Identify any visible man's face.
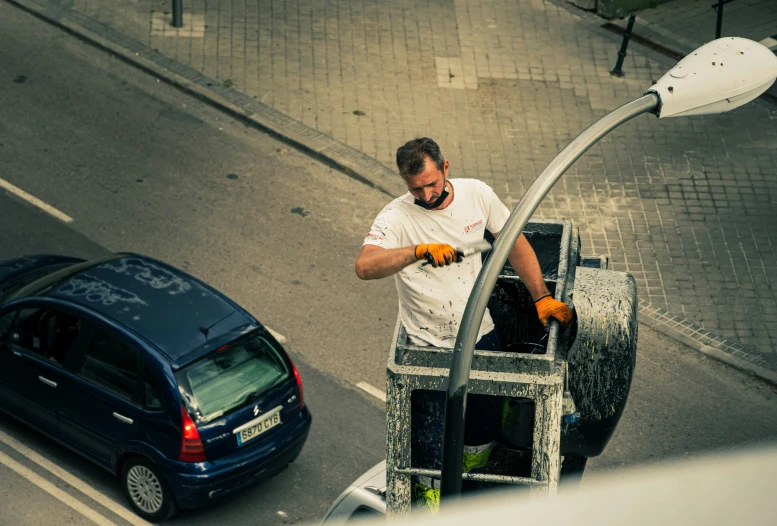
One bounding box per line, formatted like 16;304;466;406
403;157;449;208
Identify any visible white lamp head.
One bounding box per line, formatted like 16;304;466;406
646;37;777;118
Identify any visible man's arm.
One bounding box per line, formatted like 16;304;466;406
496;231;550;301
355;243;460;280
495;231;573;331
355;245;418;280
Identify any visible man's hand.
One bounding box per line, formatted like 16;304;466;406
535;296;573;331
415;243;458;268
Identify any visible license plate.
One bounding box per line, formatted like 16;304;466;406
236;411;281;446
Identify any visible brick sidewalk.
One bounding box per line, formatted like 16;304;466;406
21;0;777;376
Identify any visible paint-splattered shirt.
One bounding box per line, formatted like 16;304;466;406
363;179;510;347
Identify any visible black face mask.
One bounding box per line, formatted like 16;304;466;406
413;180;449;210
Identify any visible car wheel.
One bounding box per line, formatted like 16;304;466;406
288;447;302;464
559;454;587;488
121;456;178;522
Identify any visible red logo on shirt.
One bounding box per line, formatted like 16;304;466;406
463;220;484;234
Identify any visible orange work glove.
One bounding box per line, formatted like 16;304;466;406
415;243;458;268
535;296;573;332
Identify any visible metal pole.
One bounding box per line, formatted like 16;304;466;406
715;0;724;39
611;14;636;78
172;0;183;28
712;0;735;39
438;93;660;500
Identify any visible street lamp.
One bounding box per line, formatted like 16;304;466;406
440;37;777;499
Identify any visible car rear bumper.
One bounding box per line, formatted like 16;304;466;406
164;408;312;509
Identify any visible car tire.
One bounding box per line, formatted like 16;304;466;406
559;454;587;488
120;456;178;522
288;447;302;464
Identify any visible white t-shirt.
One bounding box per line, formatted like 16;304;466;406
363;178;511;348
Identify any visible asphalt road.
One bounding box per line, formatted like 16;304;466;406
1;2;390;524
1;1;776;524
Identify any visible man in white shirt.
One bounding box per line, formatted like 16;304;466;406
355;137;571;349
355;137;573;510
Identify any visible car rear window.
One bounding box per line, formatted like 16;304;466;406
175;331;290;422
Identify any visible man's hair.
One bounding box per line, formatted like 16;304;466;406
396;137;445;178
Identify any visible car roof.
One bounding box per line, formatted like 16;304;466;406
43;254;253;361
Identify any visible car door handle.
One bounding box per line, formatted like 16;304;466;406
113;413;133;425
38;376;57;388
12;350;21;357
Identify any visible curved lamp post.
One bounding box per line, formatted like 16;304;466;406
440;37;777;499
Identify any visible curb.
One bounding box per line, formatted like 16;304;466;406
639;302;777;385
8;0;776;385
4;0;408;200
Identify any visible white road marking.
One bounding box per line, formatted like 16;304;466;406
0;449;116;526
356;382;386;402
0;430;152;526
266;327;287;343
0;177;74;223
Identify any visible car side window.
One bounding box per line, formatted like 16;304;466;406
1;307;46;354
0;307;82;365
0;310;17;340
77;330;139;401
143;369;164;410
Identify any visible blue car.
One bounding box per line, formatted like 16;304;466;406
0;254;312;521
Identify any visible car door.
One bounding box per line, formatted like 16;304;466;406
58;327;144;465
0;305;82;435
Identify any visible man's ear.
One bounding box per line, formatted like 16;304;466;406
443;159;449;177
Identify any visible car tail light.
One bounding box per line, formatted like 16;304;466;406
179;407;206;462
292;361;304;409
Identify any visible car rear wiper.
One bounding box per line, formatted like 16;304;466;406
246;376;287;402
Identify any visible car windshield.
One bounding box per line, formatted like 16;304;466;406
175;330;290;422
4;255;120;302
0;263;71;302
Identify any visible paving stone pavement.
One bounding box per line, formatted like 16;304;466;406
10;0;777;380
